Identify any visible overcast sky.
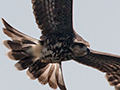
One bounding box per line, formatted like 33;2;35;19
0;0;120;90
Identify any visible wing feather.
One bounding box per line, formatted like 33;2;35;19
2;18;38;43
32;0;73;37
2;18;66;90
27;60;66;90
74;49;120;90
2;18;42;70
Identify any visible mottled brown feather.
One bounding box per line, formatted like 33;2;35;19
32;0;73;37
74;49;120;90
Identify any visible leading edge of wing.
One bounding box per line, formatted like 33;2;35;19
32;0;73;36
73;49;120;72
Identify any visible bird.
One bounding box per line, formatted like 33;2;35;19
2;0;120;90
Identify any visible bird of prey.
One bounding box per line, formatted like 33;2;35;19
2;0;120;90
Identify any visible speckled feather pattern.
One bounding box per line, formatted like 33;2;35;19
32;0;73;36
2;0;120;90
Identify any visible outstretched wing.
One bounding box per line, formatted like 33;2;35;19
2;18;66;90
74;49;120;90
2;18;41;70
32;0;73;37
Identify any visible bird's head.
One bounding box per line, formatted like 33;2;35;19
71;42;89;57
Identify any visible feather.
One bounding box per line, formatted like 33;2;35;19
3;40;22;50
7;51;27;60
2;18;39;43
26;60;66;90
2;18;43;71
32;0;73;36
74;49;120;90
15;57;34;70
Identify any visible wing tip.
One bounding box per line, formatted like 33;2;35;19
38;75;48;85
14;62;24;70
1;18;5;24
49;80;58;89
2;18;13;30
26;70;36;80
3;28;13;38
3;40;11;50
6;51;16;60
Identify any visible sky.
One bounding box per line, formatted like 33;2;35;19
0;0;120;90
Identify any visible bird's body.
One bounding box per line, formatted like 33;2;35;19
40;35;73;62
39;33;88;63
2;0;120;90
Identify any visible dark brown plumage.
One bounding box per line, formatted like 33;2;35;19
2;0;120;90
32;0;73;36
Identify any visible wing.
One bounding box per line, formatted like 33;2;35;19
32;0;73;38
2;18;66;90
2;18;41;70
74;49;120;90
2;18;38;43
27;61;66;90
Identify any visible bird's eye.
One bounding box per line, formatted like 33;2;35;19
79;43;85;47
72;43;85;48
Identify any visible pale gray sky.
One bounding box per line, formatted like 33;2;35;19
0;0;120;90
